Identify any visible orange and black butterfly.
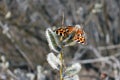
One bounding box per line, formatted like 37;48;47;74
55;25;86;44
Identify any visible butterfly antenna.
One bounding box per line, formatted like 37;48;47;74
61;12;64;27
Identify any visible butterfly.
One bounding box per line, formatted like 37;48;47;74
55;25;86;44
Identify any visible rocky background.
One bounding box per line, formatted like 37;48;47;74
0;0;120;80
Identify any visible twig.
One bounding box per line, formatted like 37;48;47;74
73;46;87;60
59;37;64;80
14;44;34;70
72;52;120;64
98;44;120;51
7;69;19;80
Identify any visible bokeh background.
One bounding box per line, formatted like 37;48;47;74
0;0;120;80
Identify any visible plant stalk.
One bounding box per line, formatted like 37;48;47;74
60;52;64;80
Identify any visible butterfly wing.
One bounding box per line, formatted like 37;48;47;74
73;28;86;44
55;28;67;37
65;26;75;34
76;28;84;36
55;26;75;37
74;35;86;44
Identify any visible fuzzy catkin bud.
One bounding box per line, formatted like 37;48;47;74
63;63;81;78
46;28;61;53
47;52;61;70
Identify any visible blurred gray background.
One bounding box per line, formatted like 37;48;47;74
0;0;120;80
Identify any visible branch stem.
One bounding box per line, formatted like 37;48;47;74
60;52;64;80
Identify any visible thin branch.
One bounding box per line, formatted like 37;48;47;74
98;44;120;51
72;52;120;64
